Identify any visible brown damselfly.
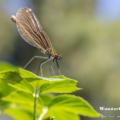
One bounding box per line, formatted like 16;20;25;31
11;7;62;76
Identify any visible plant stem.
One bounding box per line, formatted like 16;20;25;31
34;88;40;120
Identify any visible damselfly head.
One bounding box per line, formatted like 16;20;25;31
57;54;62;60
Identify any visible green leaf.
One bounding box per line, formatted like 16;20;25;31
0;62;17;98
19;68;63;88
44;94;101;120
0;71;22;84
0;63;101;120
19;69;80;94
0;68;80;94
40;78;80;94
4;108;33;120
10;79;34;94
2;91;43;114
0;79;14;97
43;109;79;120
40;94;54;106
0;70;34;93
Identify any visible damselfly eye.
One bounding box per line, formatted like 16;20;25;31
58;55;62;60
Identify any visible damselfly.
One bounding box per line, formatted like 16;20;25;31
11;7;62;76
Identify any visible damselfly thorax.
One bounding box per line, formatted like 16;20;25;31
11;7;62;76
45;47;62;60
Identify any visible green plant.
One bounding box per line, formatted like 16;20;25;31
0;62;102;120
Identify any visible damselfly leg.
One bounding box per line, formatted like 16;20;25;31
56;59;61;75
50;59;55;76
40;58;53;77
37;59;55;76
24;56;48;69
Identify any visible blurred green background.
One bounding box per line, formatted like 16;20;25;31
0;0;120;119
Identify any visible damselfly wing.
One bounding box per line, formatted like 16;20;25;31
11;7;62;76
